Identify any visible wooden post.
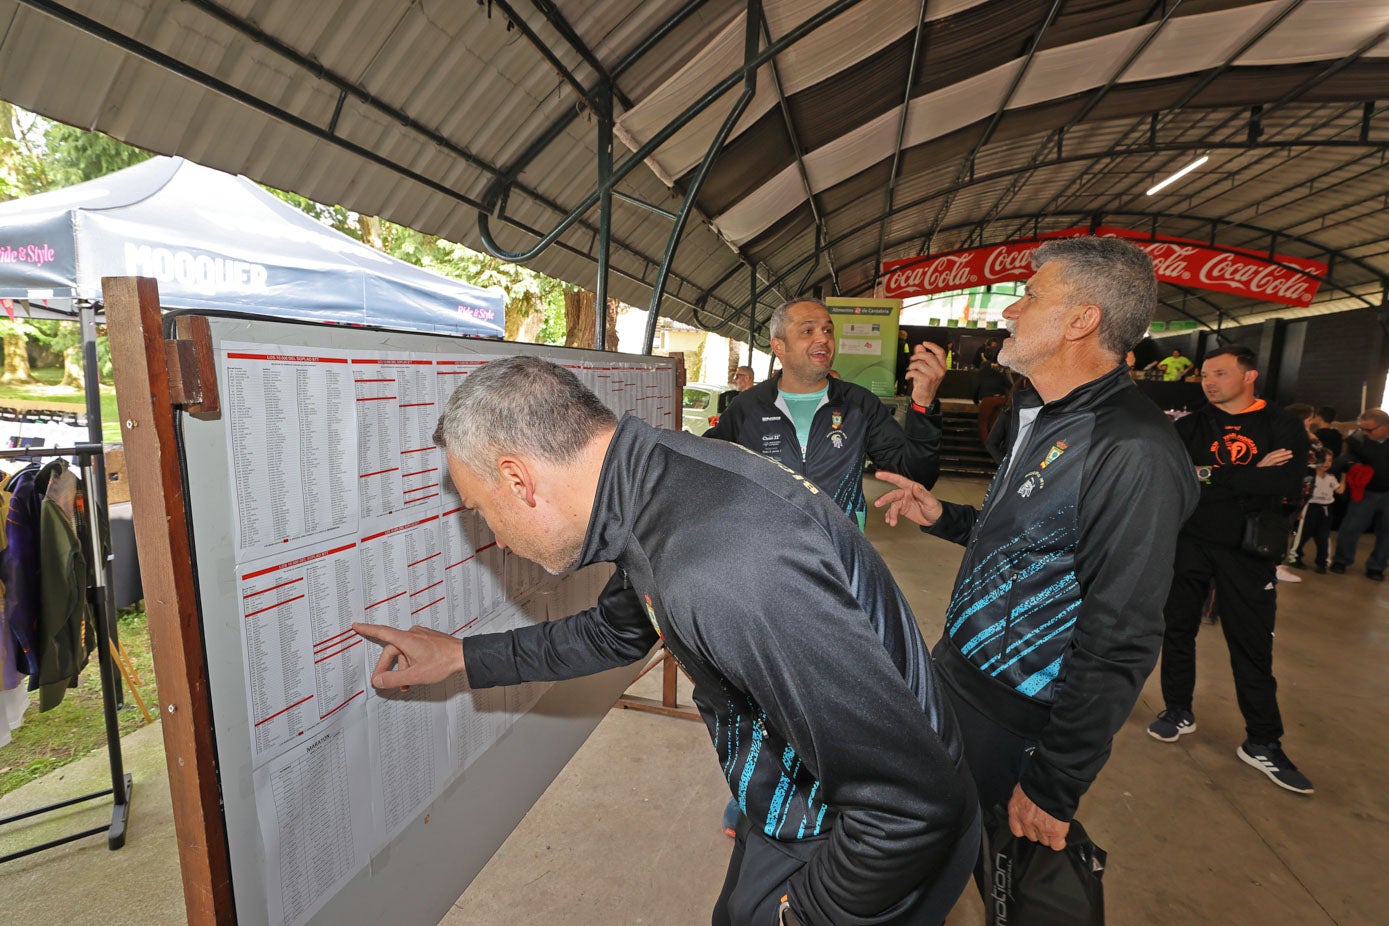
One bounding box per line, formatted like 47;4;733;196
103;277;234;923
615;647;700;721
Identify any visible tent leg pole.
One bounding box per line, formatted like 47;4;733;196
81;303;123;704
595;82;613;351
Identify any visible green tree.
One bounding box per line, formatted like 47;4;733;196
0;102;51;199
0;106;140;382
41;120;151;188
27;319;84;388
0;318;36;384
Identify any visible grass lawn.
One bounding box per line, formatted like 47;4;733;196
0;367;123;443
0;607;158;798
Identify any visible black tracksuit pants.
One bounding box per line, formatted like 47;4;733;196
1160;537;1284;743
1295;502;1332;567
711;803;980;926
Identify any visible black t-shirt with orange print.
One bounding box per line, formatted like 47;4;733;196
1175;398;1309;548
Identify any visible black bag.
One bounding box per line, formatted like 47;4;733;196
1241;508;1290;561
982;806;1106;926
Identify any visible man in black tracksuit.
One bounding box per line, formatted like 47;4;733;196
356;356;978;926
876;238;1198;870
1150;344;1314;794
707;298;945;529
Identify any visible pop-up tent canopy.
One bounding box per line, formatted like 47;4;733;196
0;156;504;337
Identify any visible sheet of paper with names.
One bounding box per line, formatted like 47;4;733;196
219;343;666;925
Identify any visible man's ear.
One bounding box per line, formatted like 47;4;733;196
496;456;537;507
770;336;785;362
1066;303;1103;341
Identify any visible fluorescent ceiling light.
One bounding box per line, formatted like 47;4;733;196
1146;154;1209;196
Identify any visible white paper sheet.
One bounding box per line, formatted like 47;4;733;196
238;540;367;765
366;686;448;849
222;345;357;559
254;714;372;926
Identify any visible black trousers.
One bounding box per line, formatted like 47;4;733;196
945;690;1044;905
1295;503;1332;567
711;803;980;926
1160;538;1283;742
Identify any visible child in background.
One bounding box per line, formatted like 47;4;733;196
1294;448;1342;573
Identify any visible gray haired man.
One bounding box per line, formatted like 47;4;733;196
354;355;978;925
875;237;1198;882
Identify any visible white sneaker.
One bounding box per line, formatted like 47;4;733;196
1275;564;1302;583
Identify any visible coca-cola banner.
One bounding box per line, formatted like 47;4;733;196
881;226;1327;307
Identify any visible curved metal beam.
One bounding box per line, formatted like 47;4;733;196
643;4;761;353
957;0;1186;252
872;0;931;288
1073;21;1389;227
916;0;1064;255
477;0;871;263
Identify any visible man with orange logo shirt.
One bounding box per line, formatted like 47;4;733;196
1150;344;1313;794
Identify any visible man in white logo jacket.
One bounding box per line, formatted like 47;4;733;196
707;298;946;530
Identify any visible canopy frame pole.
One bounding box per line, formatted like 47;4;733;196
476;0;869;266
749;263;758;364
595;81;614;351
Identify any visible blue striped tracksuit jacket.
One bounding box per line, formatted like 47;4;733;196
927;365;1198;821
462;414;975;925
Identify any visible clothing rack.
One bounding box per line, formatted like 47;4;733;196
0;442;131;862
0;297;132;863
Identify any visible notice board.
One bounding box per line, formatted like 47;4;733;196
106;278;679;926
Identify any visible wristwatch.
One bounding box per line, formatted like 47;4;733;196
1196;465;1213;485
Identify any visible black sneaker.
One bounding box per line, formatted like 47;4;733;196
1367;570;1384;582
1289;558;1308;570
1315;563;1327;574
1330;563;1346;574
1237;740;1314;794
1147;709;1196;742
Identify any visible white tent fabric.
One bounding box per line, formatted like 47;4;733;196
0;156;505;336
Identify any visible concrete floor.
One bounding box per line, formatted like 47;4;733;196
2;473;1386;925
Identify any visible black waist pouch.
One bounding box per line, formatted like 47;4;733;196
1241;508;1290;561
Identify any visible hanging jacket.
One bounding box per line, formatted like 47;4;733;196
36;464;95;711
2;463;44;683
0;478;14;692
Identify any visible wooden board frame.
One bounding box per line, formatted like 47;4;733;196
104;276;679;925
105;276;234;921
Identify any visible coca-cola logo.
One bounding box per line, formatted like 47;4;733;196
1140;243;1197;280
882;226;1325;305
982;245;1036;278
1197;251;1315;304
883;254;976;296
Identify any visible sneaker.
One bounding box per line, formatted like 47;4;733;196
1330;563;1347;574
1148;709;1197;742
1315;563;1327;574
1367;570;1385;582
1237;740;1314;794
1275;565;1302;583
1289;559;1308;570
